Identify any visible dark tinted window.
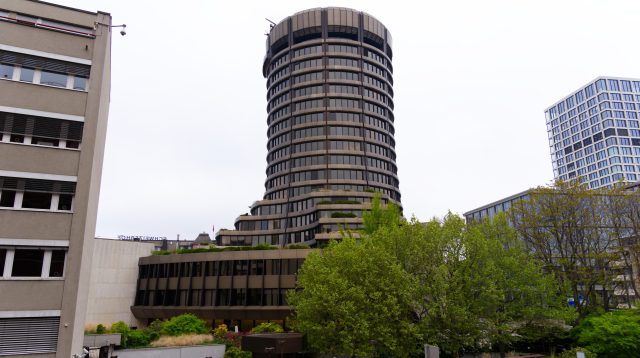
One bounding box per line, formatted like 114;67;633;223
0;190;16;207
49;250;65;277
12;249;44;277
22;192;52;209
0;249;5;276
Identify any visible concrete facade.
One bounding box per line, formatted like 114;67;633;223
216;7;399;247
0;1;112;357
85;239;155;329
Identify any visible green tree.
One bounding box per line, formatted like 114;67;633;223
574;309;640;357
509;180;630;317
288;236;419;357
365;201;565;357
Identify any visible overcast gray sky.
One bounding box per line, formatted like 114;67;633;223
54;0;640;240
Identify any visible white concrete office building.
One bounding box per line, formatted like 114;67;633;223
546;76;640;188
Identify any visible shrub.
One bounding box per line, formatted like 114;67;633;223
224;346;252;358
557;347;597;358
150;334;213;347
251;322;284;333
213;324;229;337
110;321;130;347
126;330;151;348
574;309;640;358
286;244;310;249
96;324;107;334
161;314;208;336
144;319;165;341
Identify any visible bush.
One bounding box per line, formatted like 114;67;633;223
126;330;151;348
144;319;165;341
110;321;130;347
213;324;229;337
574;309;640;358
557;347;597;358
161;314;208;336
224;346;252;358
251;322;284;333
95;324;107;334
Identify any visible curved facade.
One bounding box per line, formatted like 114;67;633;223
217;8;400;247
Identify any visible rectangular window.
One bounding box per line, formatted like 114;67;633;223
19;67;35;82
0;249;5;276
21;192;52;209
39;71;67;88
0;63;14;79
49;250;65;277
0;190;16;207
12;249;44;277
57;194;73;211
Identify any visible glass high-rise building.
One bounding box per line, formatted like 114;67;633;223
216;7;399;247
546;77;640;189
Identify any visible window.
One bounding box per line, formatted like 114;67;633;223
19;67;34;82
0;190;16;207
73;76;87;91
0;63;14;79
0;249;5;276
21;192;52;210
49;250;65;277
39;70;67;88
12;249;44;277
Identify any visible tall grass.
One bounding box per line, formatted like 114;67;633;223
150;334;213;347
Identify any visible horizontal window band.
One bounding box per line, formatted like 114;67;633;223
0;106;84;122
0;170;77;182
0;43;91;65
0;310;61;318
0;238;69;247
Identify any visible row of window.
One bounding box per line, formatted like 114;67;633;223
266;169;397;189
219;229;316;246
252;196;372;216
0;111;83;149
268;71;393;103
0;63;87;91
136;288;289;307
269;150;398;176
139;259;305;279
548;93;640;129
270;126;392;148
271;84;391;110
548;79;640;119
268;44;391;74
265;183;401;202
0;177;76;211
268;139;395;162
0;248;66;278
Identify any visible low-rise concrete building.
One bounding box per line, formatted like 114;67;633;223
85;238;155;329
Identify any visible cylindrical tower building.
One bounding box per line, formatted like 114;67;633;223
217;7;399;247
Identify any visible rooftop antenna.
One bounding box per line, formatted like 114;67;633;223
266;18;276;29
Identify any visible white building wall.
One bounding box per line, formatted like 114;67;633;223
85;238;155;328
